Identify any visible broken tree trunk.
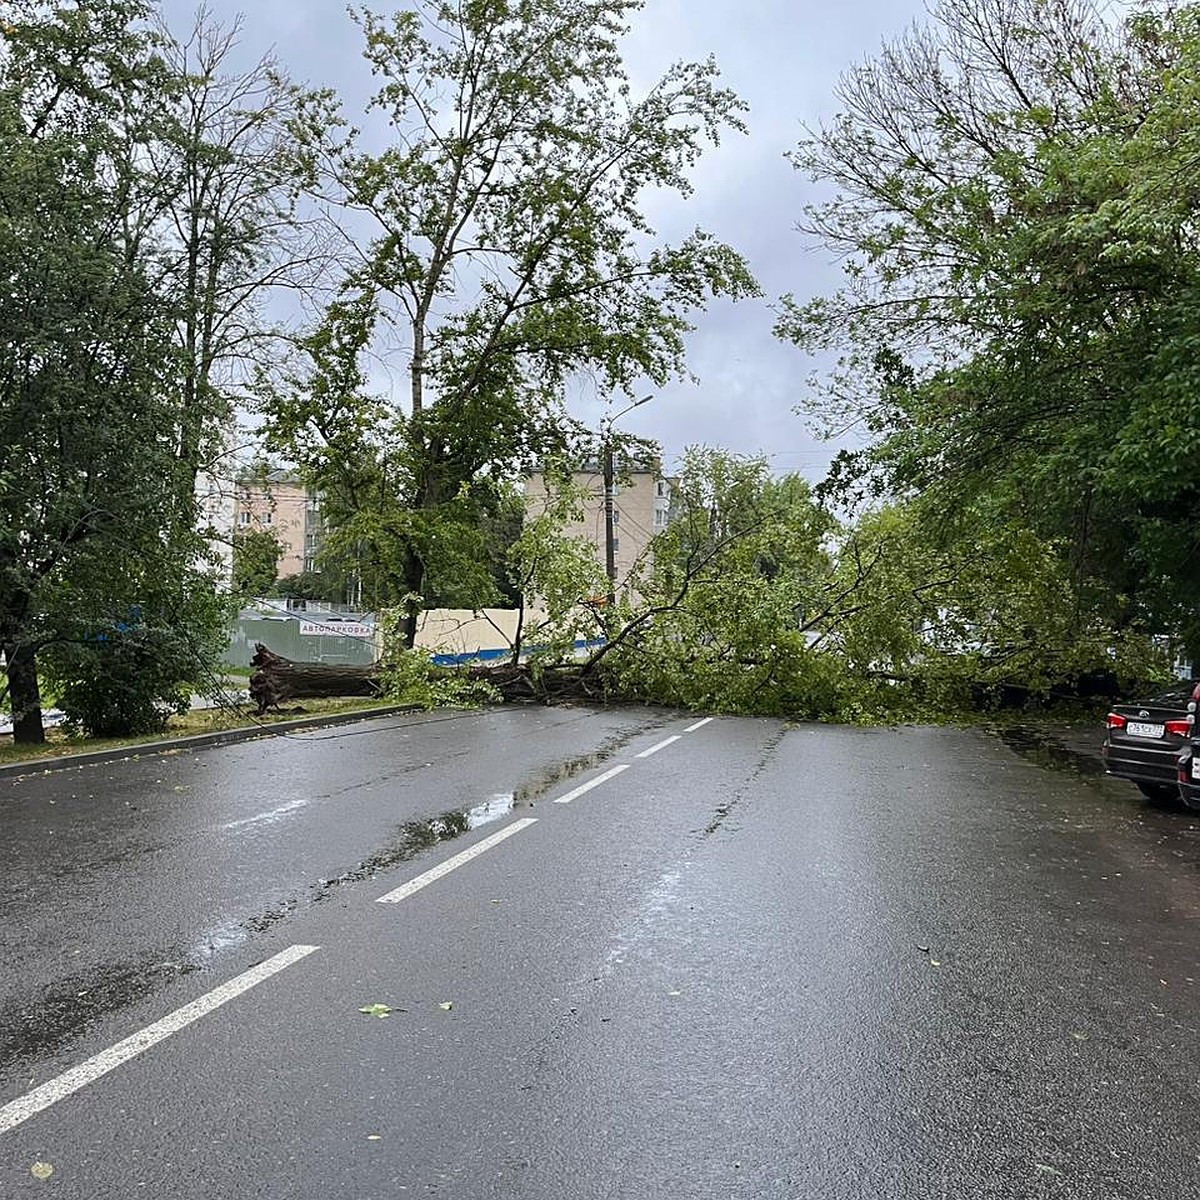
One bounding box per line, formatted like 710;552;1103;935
465;660;611;704
248;644;618;715
249;643;384;714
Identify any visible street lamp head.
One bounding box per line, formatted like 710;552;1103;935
607;393;655;428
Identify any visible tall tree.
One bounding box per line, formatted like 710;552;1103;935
0;1;211;743
268;0;758;644
779;0;1200;659
232;528;284;596
148;10;332;500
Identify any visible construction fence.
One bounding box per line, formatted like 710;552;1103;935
223;608;527;669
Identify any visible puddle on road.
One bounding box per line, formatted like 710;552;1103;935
507;724;668;806
235;724;666;917
995;726;1107;779
511;751;608;802
313;794;517;897
467;793;516;827
3;720;672;1069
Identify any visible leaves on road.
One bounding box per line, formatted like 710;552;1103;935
359;1003;393;1018
30;1163;53;1180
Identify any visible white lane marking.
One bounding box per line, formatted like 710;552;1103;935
0;944;319;1137
220;797;308;831
685;718;714;733
552;764;630;805
376;819;538;904
636;735;682;759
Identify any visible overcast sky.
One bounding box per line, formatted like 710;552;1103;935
162;0;929;479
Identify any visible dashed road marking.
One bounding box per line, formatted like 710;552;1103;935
0;944;320;1137
636;735;682;759
376;818;539;903
553;764;630;804
1;717;717;1137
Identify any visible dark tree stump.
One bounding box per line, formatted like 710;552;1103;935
249;644;384;714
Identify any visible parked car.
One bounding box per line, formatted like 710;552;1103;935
1101;683;1196;802
1176;743;1200;812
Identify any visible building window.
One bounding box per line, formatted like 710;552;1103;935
611;509;619;525
263;511;273;526
612;538;619;553
238;511;251;526
654;509;667;527
656;480;666;497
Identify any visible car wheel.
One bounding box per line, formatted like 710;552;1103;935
1136;781;1180;807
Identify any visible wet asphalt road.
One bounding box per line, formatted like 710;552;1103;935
2;709;1200;1198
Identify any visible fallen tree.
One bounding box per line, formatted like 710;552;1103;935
249;644;384;714
248;641;617;713
248;449;1173;722
465;660;609;704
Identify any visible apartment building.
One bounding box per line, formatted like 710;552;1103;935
196;464;236;585
524;460;673;595
194;423;242;587
232;471;323;581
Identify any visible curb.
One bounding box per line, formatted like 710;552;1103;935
0;704;421;778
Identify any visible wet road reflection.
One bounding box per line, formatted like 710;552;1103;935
0;953;197;1073
0;708;673;1081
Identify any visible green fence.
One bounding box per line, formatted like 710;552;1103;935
223;614;378;668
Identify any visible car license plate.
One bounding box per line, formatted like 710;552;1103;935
1193;758;1200;780
1127;721;1165;738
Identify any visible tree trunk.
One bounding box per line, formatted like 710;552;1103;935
249;644;384;714
467;660;608;704
3;640;45;745
400;548;426;651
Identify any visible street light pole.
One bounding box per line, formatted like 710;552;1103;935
602;394;653;606
603;427;616;605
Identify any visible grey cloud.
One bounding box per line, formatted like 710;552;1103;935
162;0;926;475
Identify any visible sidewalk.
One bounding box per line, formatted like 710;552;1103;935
0;702;415;777
0;677;250;733
0;709;65;736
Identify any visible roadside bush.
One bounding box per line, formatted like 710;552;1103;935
43;580;230;739
46;626;197;738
